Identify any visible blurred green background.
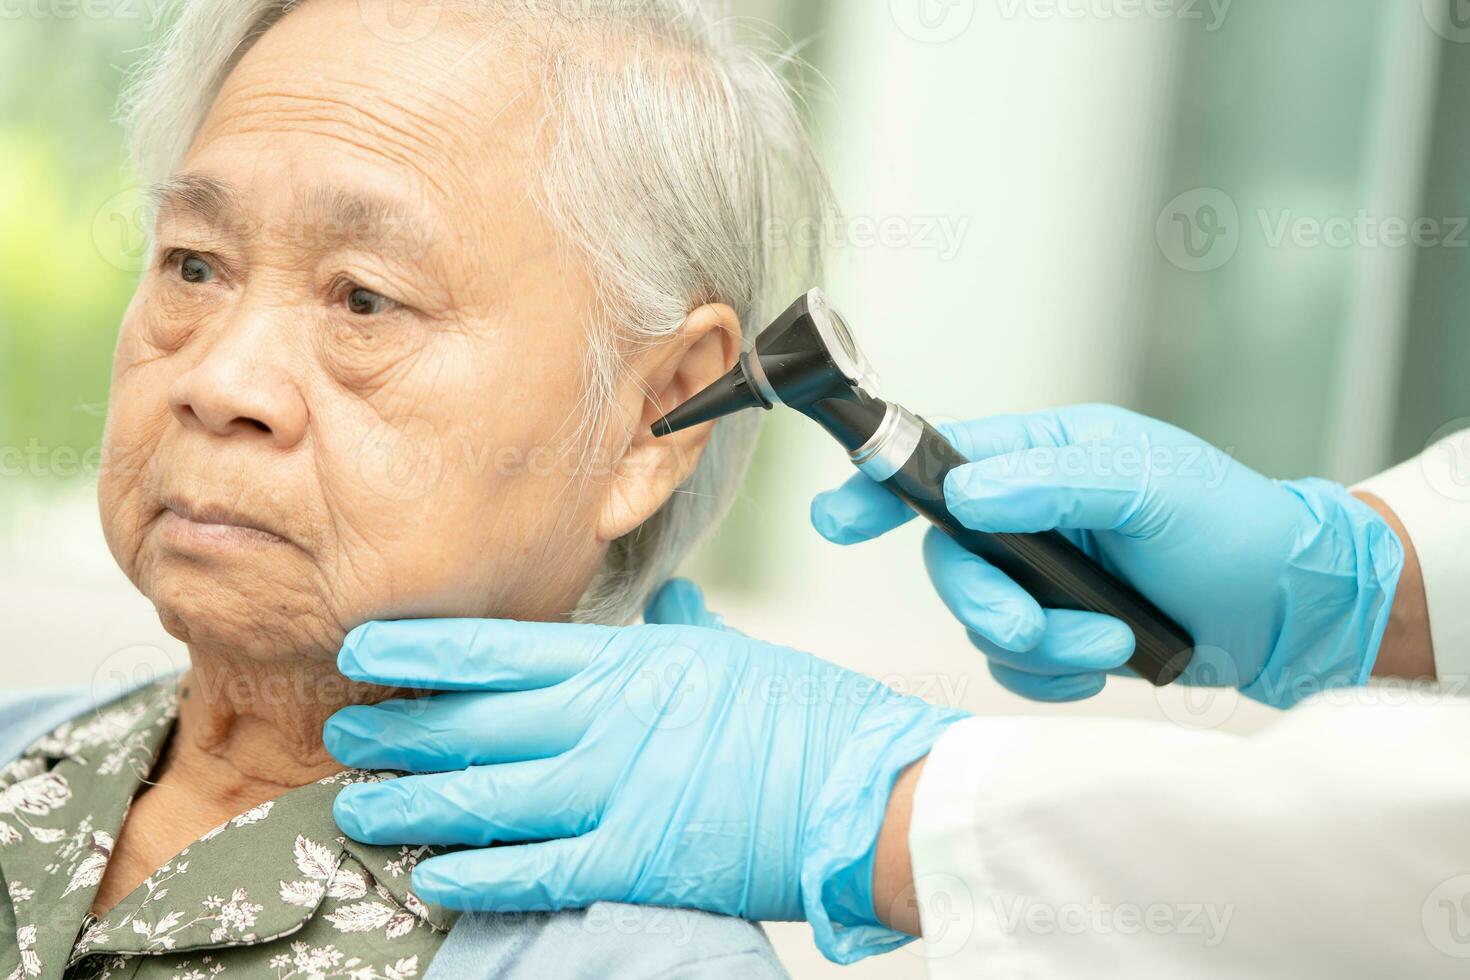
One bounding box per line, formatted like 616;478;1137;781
0;18;153;466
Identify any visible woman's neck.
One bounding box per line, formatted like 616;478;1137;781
92;650;405;915
158;648;403;807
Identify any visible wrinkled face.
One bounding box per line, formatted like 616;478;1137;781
99;0;710;659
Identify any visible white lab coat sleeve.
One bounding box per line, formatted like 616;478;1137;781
1355;428;1470;683
907;696;1470;980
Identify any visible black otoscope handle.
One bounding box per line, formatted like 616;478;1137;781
880;417;1195;686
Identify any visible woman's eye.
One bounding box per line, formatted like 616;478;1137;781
177;252;215;284
346;286;394;316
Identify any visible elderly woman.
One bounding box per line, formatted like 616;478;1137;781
0;0;827;976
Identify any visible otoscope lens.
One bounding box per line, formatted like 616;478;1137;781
830;309;860;364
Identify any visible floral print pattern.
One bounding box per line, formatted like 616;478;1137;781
0;681;458;980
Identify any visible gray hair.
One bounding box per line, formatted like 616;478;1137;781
120;0;830;624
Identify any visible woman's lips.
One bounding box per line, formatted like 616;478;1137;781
159;498;290;548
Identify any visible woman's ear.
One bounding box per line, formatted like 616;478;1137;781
596;303;743;543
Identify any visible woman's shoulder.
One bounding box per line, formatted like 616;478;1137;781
0;679;162;768
430;902;787;980
0;687;95;760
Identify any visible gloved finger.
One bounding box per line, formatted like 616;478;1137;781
644;578;723;630
811;472;915;544
934;412;1064;462
338;618;619;690
922;527;1046;653
973;608;1135;675
411;835;605;912
332;757;605;847
809;415;1060;546
944;448;1144;534
987;660;1108;702
324;686;592;771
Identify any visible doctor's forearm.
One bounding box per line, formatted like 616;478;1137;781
1353;491;1435;680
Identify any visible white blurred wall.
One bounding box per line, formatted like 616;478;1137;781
820;3;1180;415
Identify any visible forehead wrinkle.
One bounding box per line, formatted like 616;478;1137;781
210;76;494;201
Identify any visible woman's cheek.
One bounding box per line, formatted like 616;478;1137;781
100;294;190;576
97;399;165;584
107;310;184;470
312;308;428;394
134;270;223;354
310;321;473;521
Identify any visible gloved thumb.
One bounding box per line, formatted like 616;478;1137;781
643;578;729;631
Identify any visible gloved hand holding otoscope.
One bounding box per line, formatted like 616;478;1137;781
652;288;1196;686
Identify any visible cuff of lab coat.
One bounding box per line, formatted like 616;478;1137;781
1355;429;1470;685
906;717;1037;978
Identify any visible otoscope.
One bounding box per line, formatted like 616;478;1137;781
652;288;1195;686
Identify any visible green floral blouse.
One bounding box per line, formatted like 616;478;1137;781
0;680;459;980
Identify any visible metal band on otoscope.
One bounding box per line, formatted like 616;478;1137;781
741;349;781;408
850;403;923;482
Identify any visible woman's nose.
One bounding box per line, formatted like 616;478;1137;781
168;331;308;449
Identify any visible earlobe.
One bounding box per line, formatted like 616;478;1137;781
596;303;743;543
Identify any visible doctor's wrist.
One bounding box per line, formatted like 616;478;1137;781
800;696;965;963
870;756;925;936
1353;491;1434;680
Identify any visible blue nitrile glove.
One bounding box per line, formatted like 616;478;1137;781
326;580;968;964
811;404;1404;709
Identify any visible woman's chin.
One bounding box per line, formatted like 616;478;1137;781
147;573;342;663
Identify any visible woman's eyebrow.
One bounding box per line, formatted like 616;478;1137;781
146;173;242;226
296;184;436;260
145;174;434;260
